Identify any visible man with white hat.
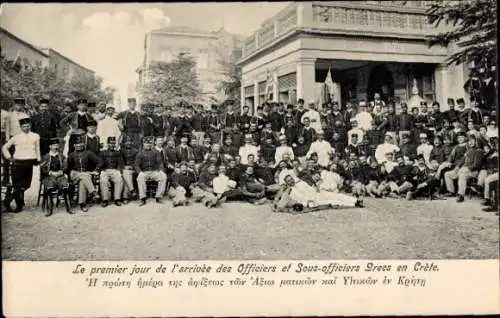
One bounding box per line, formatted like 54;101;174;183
354;101;373;131
306;130;333;167
375;133;400;164
238;134;260;165
301;100;322;132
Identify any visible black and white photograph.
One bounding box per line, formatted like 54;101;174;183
1;1;498;263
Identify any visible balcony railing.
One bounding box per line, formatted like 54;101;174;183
241;1;443;59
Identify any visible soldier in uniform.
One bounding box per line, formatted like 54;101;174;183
40;138;71;216
60;99;93;155
67;135;103;212
222;102;239;141
239;105;252;134
2;117;41;212
192;104;207;144
99;137;124;207
207;104;221;145
117;98;143;149
31;98;59;156
84;119;100;155
121;135;140;203
135;137;167;206
141;103;156;138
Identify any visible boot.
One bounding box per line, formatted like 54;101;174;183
63;192;73;214
139;198;147;206
45;193;53;217
80;204;88;212
101;200;109;208
13;190;24;212
114;200;122;206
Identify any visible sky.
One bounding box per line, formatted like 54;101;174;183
0;2;288;104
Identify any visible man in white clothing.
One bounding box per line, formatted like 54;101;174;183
7;98;30;139
416;133;434;166
306;130;333;167
347;119;364;146
354;101;373;131
301;100;322;132
275;134;294;165
375;133;400;164
97;106;121;150
238;134;260;165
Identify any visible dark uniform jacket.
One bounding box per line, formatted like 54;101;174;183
388;164;413;185
399;141;418;161
134;149;165;173
117;110;142;133
60;112;93;133
67;150;103;172
40;153;66;176
32;111;58;138
100;149;124;170
171;170;197;194
175;145;195;163
269;111;285;132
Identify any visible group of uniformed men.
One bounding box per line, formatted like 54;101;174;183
1;93;498;216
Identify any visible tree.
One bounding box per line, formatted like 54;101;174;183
215;46;242;107
426;0;496;70
137;53;202;107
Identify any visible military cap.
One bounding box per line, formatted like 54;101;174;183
286;104;294;109
39;98;50;104
49;137;60;146
211;104;218;110
256;106;263;110
432;101;440;107
107;136;117;143
19;117;31;125
416;153;425;160
447;98;455;104
87;102;97;108
77;98;88;105
128;97;136;103
385;132;394;138
351;133;358;138
13;98;26;105
106;105;115;111
87;119;98;127
143;136;154;143
456;98;465;104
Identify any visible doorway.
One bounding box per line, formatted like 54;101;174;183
367;64;395;103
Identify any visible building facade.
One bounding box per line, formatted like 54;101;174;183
40;48;95;80
238;1;470;112
137;26;244;105
0;26;94;80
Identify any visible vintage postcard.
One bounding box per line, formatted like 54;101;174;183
1;1;499;316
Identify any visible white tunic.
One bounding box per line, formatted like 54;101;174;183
354;111;373;131
275;145;294;164
97;116;122;149
375;143;400;164
238;144;260;165
301;110;322;132
306;140;333;166
3;131;40;160
416;143;434;165
213;175;230;194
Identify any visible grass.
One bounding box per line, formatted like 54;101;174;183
2;167;498;260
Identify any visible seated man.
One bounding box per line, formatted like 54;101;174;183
121;135;139;203
40;137;71;216
191;162;218;208
67;136;103;212
406;155;440;200
135;137;167;206
169;161;197;207
99;137;124;207
375;133;400;164
382;154;414;197
238;165;267;204
444;135;484;202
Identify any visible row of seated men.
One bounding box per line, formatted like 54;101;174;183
39;124;498;216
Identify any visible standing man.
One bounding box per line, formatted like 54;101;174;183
7;97;30;140
135;137;167;206
31;98;59;156
302;100;322;132
60;99;93;156
117;98;142;149
99;137;124;207
294;98;307;129
192;104;207;144
207;104;221;145
396;103;413;142
354;101;373;132
239;105;252;134
222;102;239;139
97;105;121;150
2;117;40;212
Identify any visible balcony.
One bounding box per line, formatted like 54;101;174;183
241;1;446;60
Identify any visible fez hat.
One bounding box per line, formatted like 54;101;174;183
77;98;88;105
39;98;50;104
456;98;465;104
19;117;31;125
128;97;136;103
49;138;60;146
107;136;117;143
13;98;26;105
87;119;98;127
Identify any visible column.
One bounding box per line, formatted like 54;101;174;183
333;82;342;107
253;80;259;114
434;63;449;110
296;58;316;103
272;72;279;102
240;84;245;111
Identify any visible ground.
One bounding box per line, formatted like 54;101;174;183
2;168;498;261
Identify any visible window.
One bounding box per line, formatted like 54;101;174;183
160;49;173;63
197;51;209;69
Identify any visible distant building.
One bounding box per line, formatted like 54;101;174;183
0;26;94;80
39;48;95;80
238;1;470;112
137;26;244;105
